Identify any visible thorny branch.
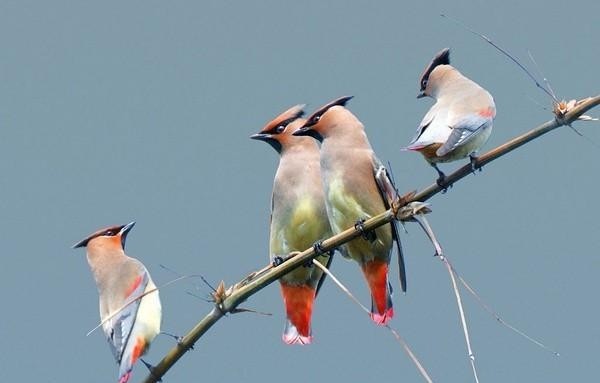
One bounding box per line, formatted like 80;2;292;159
141;94;599;383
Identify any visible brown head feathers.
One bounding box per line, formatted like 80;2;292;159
419;48;450;93
72;221;135;249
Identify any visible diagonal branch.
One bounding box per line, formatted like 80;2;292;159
413;95;600;201
140;94;599;383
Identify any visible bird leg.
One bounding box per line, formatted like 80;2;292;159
140;359;162;382
313;240;326;255
468;154;481;173
160;331;188;348
272;256;285;267
432;164;451;192
354;218;376;242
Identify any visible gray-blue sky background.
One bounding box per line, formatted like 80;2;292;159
0;1;598;382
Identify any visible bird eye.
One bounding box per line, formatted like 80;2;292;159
313;115;321;123
104;230;115;236
275;125;285;133
421;79;428;89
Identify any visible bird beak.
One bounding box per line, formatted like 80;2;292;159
119;221;136;249
416;91;426;99
250;133;271;141
293;126;323;142
292;126;310;137
120;221;136;236
72;237;88;249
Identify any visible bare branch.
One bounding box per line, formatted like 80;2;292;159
140;94;599;383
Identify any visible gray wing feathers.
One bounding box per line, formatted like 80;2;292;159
436;115;491;157
105;269;149;363
407;109;435;146
373;158;407;293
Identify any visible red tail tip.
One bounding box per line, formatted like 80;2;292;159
370;307;394;325
279;284;315;344
119;371;132;383
282;332;313;345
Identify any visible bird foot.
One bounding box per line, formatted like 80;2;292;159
354;218;376;242
140;359;162;382
469;155;481;174
433;165;451;193
436;175;451;193
160;331;189;348
272;256;284;267
313;240;326;255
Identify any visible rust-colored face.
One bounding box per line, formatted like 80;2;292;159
72;222;135;249
292;95;354;141
250;104;305;152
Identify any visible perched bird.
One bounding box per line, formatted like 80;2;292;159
294;96;405;325
73;222;161;383
404;48;496;186
251;104;333;344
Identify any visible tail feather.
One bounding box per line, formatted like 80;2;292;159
279;283;316;345
402;142;427;151
370;292;394;325
362;261;394;325
119;371;132;383
283;319;313;345
118;337;147;383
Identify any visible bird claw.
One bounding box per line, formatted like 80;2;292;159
272;256;284;267
354;218;376;242
354;218;366;233
313;240;325;254
140;359;162;382
433;165;451;193
469;154;481;174
436;175;451;193
160;331;187;347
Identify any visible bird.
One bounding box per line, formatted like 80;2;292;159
73;222;161;383
251;104;333;344
293;96;406;325
404;48;496;187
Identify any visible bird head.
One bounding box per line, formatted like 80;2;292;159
418;48;450;98
292;95;354;141
250;104;306;153
72;221;135;251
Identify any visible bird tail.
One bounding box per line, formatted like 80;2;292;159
119;372;132;383
118;338;147;383
402;141;430;152
280;283;316;345
362;260;394;325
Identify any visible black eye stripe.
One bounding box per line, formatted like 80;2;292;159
266;116;299;134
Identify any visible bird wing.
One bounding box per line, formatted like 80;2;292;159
405;103;453;150
405;108;436;149
314;251;333;296
103;264;150;363
373;157;407;293
436;114;492;157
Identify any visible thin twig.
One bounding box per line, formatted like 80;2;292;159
312;260;434;383
87;275;198;337
447;260;560;356
140;95;600;383
440;255;480;383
